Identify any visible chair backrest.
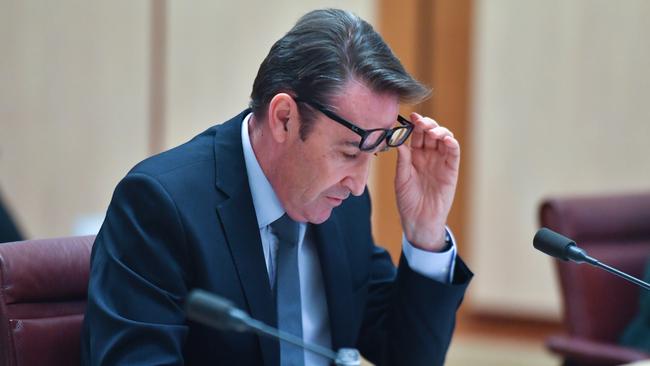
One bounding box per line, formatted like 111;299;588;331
540;193;650;342
0;236;94;366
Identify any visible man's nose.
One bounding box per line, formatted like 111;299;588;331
342;159;371;196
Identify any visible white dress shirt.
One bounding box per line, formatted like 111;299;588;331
240;113;457;365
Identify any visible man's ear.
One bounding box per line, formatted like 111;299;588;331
267;93;298;143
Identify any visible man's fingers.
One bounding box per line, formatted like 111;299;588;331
410;126;424;149
395;144;412;186
443;136;461;158
409;113;454;146
427;126;454;141
423;126;454;150
424;130;439;150
410;112;439;130
408;113;458;157
410;112;439;149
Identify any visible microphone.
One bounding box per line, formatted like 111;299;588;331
534;227;650;291
533;228;598;265
185;289;361;366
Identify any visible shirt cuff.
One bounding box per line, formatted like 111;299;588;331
401;227;457;283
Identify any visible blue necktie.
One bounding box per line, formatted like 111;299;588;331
271;214;304;366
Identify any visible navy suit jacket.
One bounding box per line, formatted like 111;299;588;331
81;110;472;366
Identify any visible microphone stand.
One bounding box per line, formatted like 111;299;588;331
592;260;650;291
185;289;361;366
234;312;341;362
534;227;650;291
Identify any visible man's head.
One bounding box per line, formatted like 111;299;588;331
249;9;430;223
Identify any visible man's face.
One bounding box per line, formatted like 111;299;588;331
271;80;399;224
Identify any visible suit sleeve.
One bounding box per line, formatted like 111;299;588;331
82;172;191;365
355;192;473;366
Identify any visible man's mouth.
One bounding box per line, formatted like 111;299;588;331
326;196;345;206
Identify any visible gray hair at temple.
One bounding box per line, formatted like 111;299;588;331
249;8;431;139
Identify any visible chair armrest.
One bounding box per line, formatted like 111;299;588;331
547;335;650;366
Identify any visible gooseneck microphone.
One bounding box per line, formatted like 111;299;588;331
533;228;598;265
185;289;361;366
534;227;650;291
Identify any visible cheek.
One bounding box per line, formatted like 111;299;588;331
291;136;349;201
304;154;346;195
280;148;320;201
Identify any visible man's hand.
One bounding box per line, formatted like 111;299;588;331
395;112;460;252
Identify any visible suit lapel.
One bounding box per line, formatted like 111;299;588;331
213;111;278;366
313;212;356;350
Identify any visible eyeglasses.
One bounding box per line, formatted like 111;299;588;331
294;97;413;151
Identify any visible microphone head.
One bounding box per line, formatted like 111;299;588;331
185;289;248;331
533;227;576;261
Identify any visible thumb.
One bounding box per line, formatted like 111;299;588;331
395;144;412;187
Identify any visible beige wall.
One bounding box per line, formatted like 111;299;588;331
164;1;376;149
470;0;650;318
0;1;375;239
0;1;150;238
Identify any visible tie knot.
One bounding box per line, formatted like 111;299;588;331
271;213;300;246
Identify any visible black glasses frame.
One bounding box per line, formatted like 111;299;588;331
294;97;413;151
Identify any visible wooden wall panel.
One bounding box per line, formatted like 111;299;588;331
374;0;421;260
376;0;472;261
427;0;473;258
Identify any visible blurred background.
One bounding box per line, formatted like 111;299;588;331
1;0;649;365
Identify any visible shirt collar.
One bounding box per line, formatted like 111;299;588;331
241;113;285;228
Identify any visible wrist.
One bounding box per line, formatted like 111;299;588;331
407;228;450;252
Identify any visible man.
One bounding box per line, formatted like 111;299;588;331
82;8;472;366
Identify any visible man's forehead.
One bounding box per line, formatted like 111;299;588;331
328;84;400;130
335;106;397;129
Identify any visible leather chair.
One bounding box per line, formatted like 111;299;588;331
0;236;94;366
540;193;650;366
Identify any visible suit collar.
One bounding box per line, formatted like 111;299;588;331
239;112;285;228
213;109;279;366
213;109;251;197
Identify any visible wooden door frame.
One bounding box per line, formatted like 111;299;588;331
374;0;473;262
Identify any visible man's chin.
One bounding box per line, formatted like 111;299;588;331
305;207;334;225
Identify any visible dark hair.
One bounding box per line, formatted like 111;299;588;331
250;8;430;139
